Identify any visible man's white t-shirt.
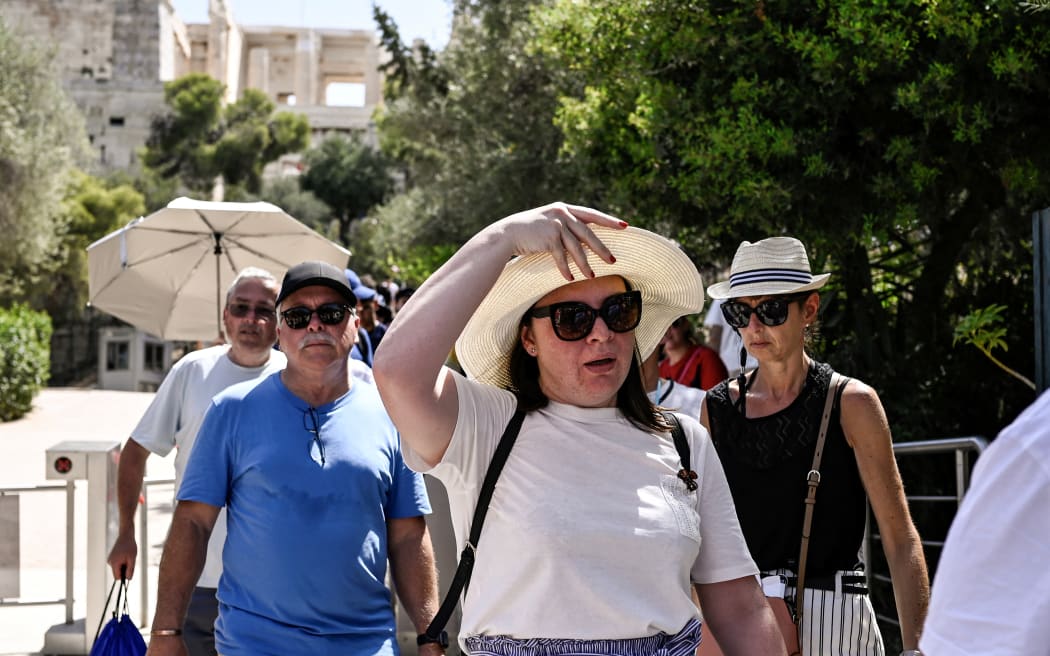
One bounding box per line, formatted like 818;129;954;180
404;374;756;648
131;344;286;587
650;378;706;420
920;390;1050;655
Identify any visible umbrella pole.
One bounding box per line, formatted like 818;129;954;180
214;233;223;342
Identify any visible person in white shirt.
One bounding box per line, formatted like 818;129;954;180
106;267;286;656
375;202;787;656
642;347;705;419
704;299;757;378
920;389;1050;656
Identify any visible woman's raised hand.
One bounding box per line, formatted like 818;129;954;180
491;202;628;282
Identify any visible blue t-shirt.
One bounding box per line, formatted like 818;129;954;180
179;372;431;655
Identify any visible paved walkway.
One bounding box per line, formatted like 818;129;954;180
0;388;169;656
0;386;463;655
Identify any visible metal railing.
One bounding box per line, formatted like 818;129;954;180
135;476;175;626
865;436;989;634
0;482;76;621
0;476;175;630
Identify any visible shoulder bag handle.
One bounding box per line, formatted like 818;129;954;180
420;409;526;644
793;372;849;647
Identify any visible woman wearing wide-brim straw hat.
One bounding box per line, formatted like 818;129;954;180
700;236;930;656
375;203;788;655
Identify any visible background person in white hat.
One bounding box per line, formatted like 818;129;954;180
701;237;930;656
374;203;788;655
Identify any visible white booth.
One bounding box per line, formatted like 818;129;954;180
96;326;173;392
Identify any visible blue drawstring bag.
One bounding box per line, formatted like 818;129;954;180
90;571;147;656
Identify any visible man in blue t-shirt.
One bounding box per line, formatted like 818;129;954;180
148;261;442;656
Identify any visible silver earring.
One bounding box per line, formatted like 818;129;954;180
528;347;537;355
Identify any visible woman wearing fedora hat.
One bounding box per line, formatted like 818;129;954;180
374;203;788;655
701;237;930;656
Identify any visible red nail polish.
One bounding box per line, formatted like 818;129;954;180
619;221;628;228
610;256;617;263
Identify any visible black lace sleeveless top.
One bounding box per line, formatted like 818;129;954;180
707;361;866;575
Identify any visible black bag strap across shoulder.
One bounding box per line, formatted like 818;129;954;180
421;408;525;644
663;411;699;491
421;408;696;644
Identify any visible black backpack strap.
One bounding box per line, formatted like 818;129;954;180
663;411;698;491
421;408;526;644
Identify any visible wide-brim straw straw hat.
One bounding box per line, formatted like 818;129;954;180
706;236;830;300
456;225;705;389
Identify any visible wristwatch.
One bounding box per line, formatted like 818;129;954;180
417;630;449;649
900;650;923;656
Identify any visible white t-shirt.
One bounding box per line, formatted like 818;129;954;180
131;344;286;587
704;300;758;377
348;357;375;385
650;378;706;420
404;374;756;647
920;390;1050;656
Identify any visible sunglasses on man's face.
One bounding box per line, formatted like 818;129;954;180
227;302;276;322
280;303;352;330
720;294;807;329
529;290;642;341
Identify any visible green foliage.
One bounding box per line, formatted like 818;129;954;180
533;0;1046;437
215;89;310;192
390;243;459;288
142;73;224;190
374;6;448;101
0;305;52;422
345;191;459;285
256;176;336;239
143;75;310;194
369;0;1044;438
0;19;89;305
373;0;595;249
29;172;147;324
300;134;394;244
113;167;183;213
954;304;1035;389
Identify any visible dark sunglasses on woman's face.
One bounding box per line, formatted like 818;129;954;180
280;303;352;330
529;290;643;341
720;294;807;329
227;303;276;321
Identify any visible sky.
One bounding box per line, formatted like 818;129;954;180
169;0;452;50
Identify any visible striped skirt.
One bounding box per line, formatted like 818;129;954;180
463;618;702;656
771;568;885;655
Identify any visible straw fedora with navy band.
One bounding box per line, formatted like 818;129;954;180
706;237;830;300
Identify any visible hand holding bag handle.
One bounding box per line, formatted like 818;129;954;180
93;564;130;646
90;563;146;656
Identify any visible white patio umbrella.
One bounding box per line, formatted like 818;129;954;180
87;197;350;341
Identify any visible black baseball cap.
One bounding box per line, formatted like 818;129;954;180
276;261;358;307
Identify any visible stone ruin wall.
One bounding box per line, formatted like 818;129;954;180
0;0;385;172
